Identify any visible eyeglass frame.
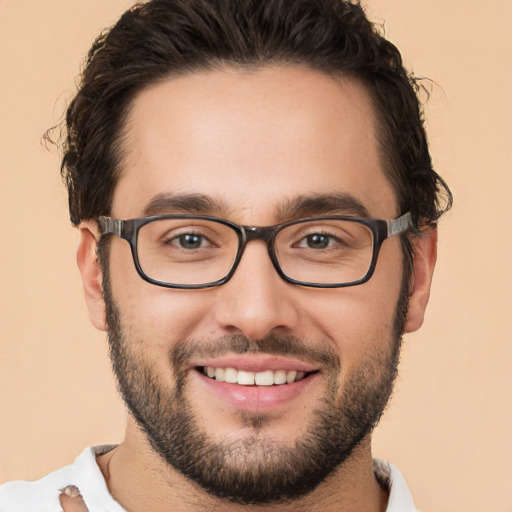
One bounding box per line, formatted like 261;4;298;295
98;212;413;289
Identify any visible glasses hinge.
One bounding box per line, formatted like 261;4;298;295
386;212;412;237
99;216;123;237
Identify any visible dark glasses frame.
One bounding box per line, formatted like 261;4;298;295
98;212;412;289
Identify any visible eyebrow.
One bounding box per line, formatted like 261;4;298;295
275;193;370;221
142;193;232;217
142;191;370;222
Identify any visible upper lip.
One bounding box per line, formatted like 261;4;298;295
191;354;319;373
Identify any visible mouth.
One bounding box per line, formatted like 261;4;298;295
190;354;322;412
191;357;321;413
197;366;315;386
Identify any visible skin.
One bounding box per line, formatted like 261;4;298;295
59;487;88;512
75;65;437;512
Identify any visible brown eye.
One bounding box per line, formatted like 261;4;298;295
172;233;207;249
305;234;330;249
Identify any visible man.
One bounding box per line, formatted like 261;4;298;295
0;0;451;510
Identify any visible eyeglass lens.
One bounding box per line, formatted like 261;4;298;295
136;218;374;286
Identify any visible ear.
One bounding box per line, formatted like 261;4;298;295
76;222;107;332
405;227;438;333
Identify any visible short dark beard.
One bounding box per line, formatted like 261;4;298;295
100;241;409;505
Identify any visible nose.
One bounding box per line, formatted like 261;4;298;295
212;240;299;340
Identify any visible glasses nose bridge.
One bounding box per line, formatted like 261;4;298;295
237;225;280;265
242;225;278;248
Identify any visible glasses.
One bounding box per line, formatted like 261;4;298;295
98;212;412;289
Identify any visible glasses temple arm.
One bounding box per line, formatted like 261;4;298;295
386;212;412;237
98;216;123;237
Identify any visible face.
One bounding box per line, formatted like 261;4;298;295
79;66;435;504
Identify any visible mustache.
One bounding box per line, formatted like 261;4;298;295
171;334;341;372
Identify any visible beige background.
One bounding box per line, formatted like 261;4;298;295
0;1;511;511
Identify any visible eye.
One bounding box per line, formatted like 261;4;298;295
169;232;212;249
305;233;329;249
295;232;341;250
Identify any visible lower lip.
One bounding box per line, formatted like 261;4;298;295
194;370;318;413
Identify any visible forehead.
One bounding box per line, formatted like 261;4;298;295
113;65;397;221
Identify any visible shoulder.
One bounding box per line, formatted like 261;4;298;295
373;459;418;512
0;461;77;512
0;446;112;512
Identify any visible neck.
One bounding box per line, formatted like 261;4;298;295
97;422;388;512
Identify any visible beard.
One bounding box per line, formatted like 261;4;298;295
101;251;409;505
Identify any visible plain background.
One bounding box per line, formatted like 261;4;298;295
0;1;511;511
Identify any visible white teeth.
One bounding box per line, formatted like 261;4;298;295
274;369;287;385
214;367;225;381
237;370;255;385
255;370;274;386
296;371;306;382
224;367;238;384
286;370;297;384
203;367;309;386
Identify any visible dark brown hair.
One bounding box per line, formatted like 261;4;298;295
60;0;451;228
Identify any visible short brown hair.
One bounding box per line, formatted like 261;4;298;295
60;0;452;228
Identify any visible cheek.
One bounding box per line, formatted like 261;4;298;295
299;249;404;364
306;293;396;348
116;289;219;351
108;240;218;348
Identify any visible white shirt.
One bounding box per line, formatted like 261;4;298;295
0;446;417;511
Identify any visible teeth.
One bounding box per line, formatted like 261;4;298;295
237;370;255;385
203;367;309;386
286;370;297;384
224;367;238;384
214;368;225;381
254;370;274;386
274;370;287;385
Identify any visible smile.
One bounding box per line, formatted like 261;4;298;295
199;366;310;386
